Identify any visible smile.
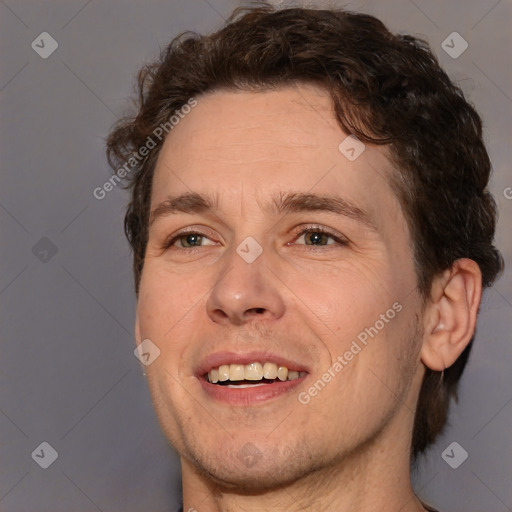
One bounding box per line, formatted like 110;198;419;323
206;362;308;386
197;353;310;405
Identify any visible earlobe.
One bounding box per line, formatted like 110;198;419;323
421;259;482;371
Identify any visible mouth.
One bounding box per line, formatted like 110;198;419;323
205;362;308;387
196;352;310;404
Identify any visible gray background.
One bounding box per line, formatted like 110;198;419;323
0;1;510;511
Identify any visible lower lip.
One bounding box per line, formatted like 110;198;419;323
199;376;307;405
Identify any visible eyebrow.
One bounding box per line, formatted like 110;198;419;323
149;191;376;230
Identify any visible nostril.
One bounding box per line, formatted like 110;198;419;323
244;307;266;316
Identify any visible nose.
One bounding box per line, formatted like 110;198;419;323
206;242;285;326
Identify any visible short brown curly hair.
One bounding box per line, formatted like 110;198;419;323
105;4;503;459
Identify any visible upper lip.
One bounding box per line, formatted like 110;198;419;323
196;350;311;378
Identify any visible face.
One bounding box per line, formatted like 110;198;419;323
135;84;424;490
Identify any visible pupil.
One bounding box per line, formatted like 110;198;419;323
186;234;200;246
308;232;324;245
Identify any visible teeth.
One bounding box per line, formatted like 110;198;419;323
277;366;288;381
218;364;230;382
263;362;278;379
229;364;245;380
210;368;219;384
207;362;305;383
245;362;263;380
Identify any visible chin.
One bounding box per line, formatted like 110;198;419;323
182;437;326;493
193;459;311;493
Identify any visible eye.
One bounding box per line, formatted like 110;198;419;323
161;225;348;252
163;230;216;250
293;226;348;247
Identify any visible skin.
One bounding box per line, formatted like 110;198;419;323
135;84;482;512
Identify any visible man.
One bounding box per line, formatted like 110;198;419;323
106;4;503;511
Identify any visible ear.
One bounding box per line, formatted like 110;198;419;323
421;258;482;371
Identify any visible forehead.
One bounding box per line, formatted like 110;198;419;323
150;84;403;231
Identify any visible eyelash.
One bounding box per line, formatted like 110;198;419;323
162;225;348;252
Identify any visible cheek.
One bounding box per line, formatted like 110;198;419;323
136;266;205;357
284;255;399;331
139;261;204;314
283;255;418;388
